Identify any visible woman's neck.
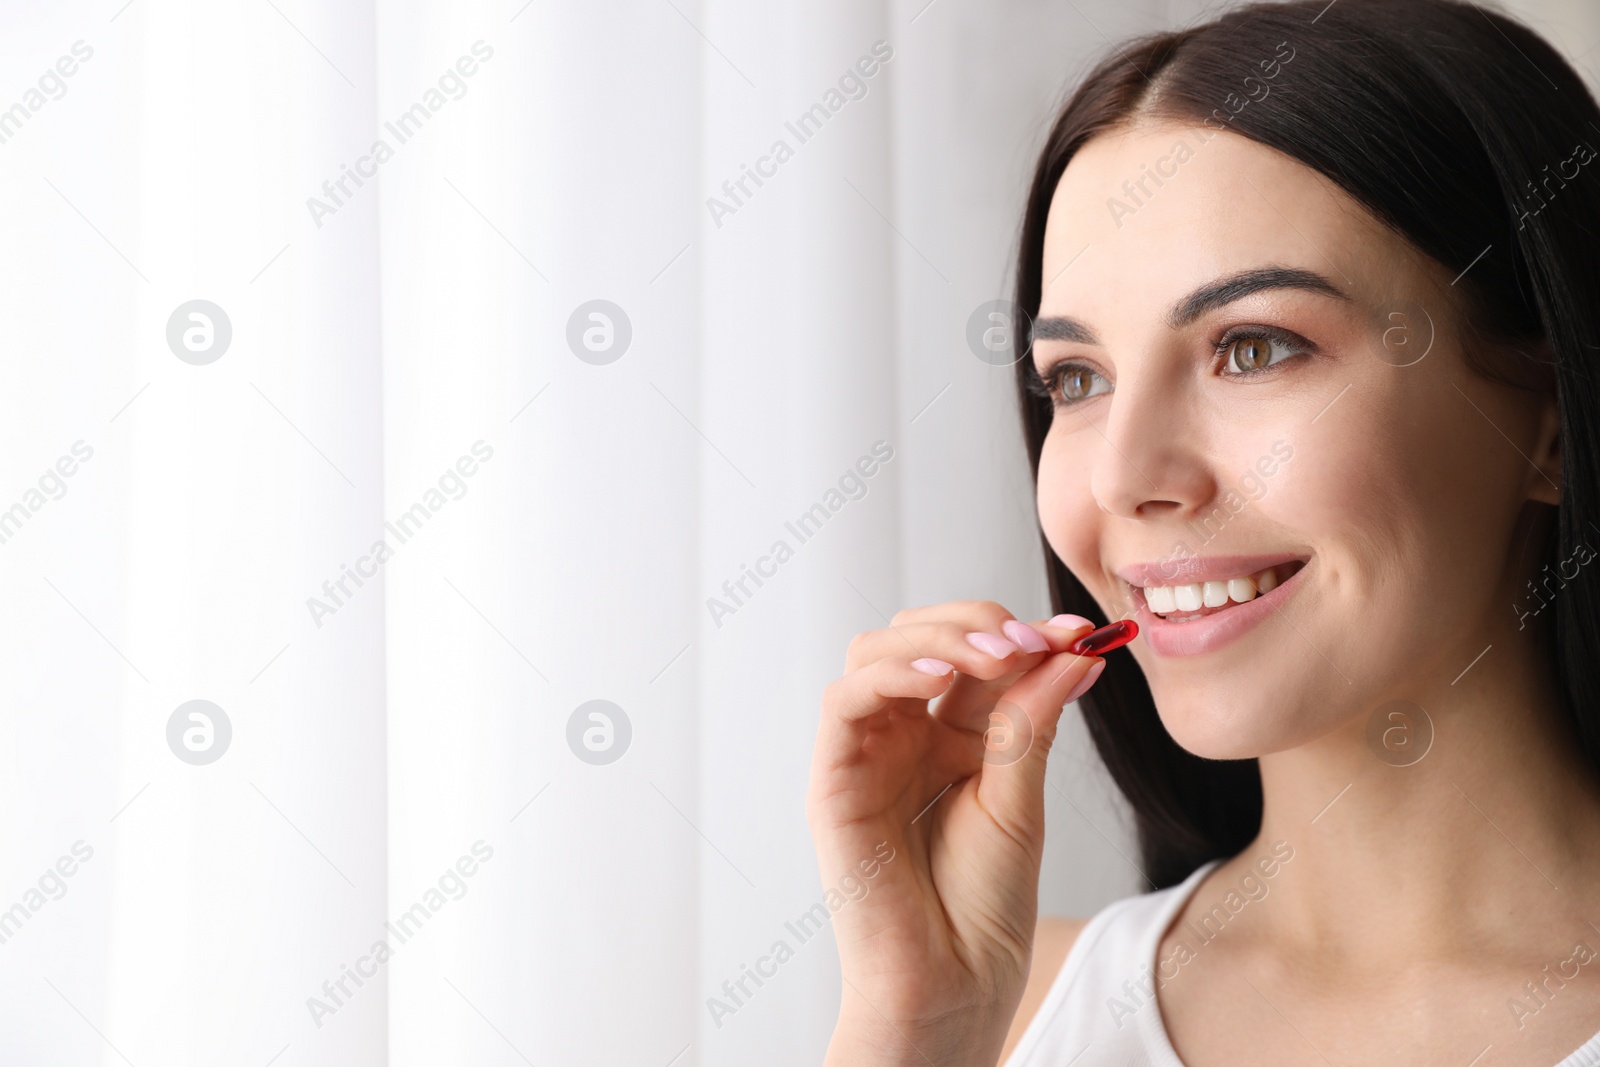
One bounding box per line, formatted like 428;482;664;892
1247;623;1600;967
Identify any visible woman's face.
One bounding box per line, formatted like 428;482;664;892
1034;121;1560;760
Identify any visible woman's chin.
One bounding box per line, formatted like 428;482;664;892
1154;699;1299;761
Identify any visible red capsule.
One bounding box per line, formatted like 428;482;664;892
1067;619;1139;656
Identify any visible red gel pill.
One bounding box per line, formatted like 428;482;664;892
1066;619;1139;656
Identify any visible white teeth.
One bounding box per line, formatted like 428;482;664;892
1140;565;1290;618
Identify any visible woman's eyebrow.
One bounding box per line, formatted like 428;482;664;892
1031;266;1350;345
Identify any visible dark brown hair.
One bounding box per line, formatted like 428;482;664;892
1012;0;1600;888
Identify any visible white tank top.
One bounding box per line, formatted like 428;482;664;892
1003;858;1600;1066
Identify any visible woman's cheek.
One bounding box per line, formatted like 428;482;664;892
1215;430;1299;510
1036;437;1101;581
1263;427;1390;538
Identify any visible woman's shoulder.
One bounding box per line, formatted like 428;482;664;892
999;916;1091;1063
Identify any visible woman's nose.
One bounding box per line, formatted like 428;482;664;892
1088;374;1219;523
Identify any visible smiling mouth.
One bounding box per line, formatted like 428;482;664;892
1136;560;1307;622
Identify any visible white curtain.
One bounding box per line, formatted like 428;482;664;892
2;0;1594;1064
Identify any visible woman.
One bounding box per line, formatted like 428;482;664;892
806;0;1600;1063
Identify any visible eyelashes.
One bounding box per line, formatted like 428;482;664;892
1025;361;1108;406
1026;323;1316;409
1213;324;1315;374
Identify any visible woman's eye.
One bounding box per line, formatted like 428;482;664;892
1045;364;1111;406
1219;330;1308;374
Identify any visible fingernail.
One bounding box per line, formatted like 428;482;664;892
1064;659;1106;703
1002;619;1049;653
911;658;954;676
1048;614;1094;631
965;632;1019;658
1067;619;1139;656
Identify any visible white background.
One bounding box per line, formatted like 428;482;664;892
0;0;1595;1064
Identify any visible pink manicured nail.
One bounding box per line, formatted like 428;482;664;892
1002;619;1049;653
1049;614;1094;631
1064;659;1106;703
965;632;1019;658
911;658;954;676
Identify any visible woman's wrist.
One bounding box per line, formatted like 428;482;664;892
825;1002;1014;1067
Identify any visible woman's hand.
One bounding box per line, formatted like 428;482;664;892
806;601;1108;1066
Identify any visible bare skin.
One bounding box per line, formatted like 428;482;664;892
807;604;1106;1065
997;916;1083;1063
811;119;1600;1066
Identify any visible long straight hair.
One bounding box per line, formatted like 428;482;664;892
1012;0;1600;889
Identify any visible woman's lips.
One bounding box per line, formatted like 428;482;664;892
1133;557;1311;657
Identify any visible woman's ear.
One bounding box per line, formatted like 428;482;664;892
1525;340;1561;506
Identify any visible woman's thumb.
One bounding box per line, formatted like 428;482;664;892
974;648;1106;840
